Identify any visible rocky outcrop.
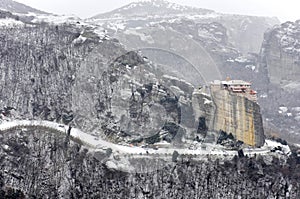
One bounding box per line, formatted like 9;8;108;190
192;87;265;147
211;87;264;147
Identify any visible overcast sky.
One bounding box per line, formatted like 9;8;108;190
15;0;300;22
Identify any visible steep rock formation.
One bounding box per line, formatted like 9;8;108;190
0;22;108;127
257;20;300;144
260;20;300;86
192;87;264;147
210;87;264;147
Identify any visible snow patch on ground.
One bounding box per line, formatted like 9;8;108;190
185;13;220;20
170;86;185;96
198;29;214;40
283;81;300;91
124;29;154;44
72;35;87;44
292;107;300;112
162;75;194;88
31;14;81;25
203;97;212;104
295;143;300;148
234;56;250;63
279;106;288;113
2;144;9;150
121;3;138;10
245;65;256;71
0;18;23;27
107;21;126;32
264;139;291;155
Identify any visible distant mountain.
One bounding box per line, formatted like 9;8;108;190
91;0;279;54
92;0;213;19
89;0;279;86
0;0;47;15
90;0;280;54
88;0;300;144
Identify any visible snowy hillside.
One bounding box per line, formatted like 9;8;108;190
92;0;213;20
0;0;46;15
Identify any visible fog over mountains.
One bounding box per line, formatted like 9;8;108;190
0;0;299;198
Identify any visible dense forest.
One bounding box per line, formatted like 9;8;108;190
0;127;299;198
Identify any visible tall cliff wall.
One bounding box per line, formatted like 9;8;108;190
260;20;300;86
192;88;265;147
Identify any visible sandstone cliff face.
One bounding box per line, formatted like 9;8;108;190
192;87;265;147
210;88;264;147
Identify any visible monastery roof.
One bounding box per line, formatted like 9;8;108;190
211;80;251;86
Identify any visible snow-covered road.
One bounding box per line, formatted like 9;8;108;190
0;120;290;157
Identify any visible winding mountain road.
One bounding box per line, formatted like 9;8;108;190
0;120;288;157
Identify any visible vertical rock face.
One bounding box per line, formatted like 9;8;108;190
0;19;190;143
211;88;264;147
260;20;300;86
257;20;300;144
193;87;265;147
0;22;129;134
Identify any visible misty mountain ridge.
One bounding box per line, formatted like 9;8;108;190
92;0;214;20
0;0;47;15
90;0;279;56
